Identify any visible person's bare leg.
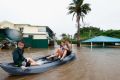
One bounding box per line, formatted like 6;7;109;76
47;48;61;59
60;50;67;60
47;54;57;59
31;62;39;66
56;48;64;58
26;58;39;66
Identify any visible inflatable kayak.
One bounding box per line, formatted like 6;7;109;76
0;53;76;75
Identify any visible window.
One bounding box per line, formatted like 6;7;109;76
38;28;46;32
19;27;24;32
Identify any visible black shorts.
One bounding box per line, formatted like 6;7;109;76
66;50;72;56
25;59;31;67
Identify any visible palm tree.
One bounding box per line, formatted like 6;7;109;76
68;0;91;47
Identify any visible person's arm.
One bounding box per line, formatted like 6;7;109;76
12;49;22;66
63;45;69;50
69;43;72;51
21;50;25;61
64;44;72;51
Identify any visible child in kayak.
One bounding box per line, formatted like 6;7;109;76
12;41;41;69
60;39;72;60
47;40;66;59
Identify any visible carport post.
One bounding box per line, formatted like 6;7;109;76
103;42;105;47
91;42;93;50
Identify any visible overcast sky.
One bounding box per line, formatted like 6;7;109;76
0;0;120;38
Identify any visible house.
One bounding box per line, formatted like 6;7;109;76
0;21;55;48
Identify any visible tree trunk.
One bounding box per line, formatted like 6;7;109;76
76;15;80;47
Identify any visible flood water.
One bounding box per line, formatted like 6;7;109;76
1;45;120;80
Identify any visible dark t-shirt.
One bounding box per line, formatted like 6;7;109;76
12;47;25;67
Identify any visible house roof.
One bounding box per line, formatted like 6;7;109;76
82;36;120;43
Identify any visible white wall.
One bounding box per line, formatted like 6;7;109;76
0;21;16;29
22;25;47;34
33;34;47;39
23;26;38;34
38;27;46;32
22;25;49;39
23;34;29;37
0;21;50;39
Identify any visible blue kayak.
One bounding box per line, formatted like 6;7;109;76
0;53;76;75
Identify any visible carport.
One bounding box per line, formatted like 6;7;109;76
82;36;120;48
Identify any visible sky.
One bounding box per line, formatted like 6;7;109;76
0;0;120;38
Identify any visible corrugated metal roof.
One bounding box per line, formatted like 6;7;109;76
82;36;120;42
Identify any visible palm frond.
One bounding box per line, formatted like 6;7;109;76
68;10;74;14
68;6;75;10
73;0;77;4
77;0;84;6
72;13;76;20
68;0;91;24
81;3;91;14
68;6;76;13
69;3;74;5
81;13;85;23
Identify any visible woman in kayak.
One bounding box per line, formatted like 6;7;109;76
47;40;66;59
60;39;72;60
12;41;39;67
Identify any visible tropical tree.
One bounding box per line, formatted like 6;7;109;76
68;0;91;47
61;33;67;39
61;33;71;40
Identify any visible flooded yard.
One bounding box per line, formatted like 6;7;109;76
0;45;120;80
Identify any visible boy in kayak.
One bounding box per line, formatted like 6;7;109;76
12;41;39;69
